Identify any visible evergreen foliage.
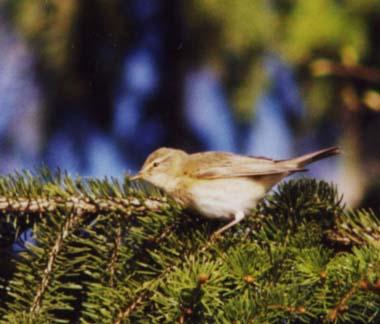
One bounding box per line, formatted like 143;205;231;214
0;171;379;323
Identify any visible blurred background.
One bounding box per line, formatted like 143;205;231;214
0;0;379;208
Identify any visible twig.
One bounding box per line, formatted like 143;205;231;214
0;196;168;215
311;59;380;83
107;224;123;288
30;211;81;316
114;291;150;324
326;282;359;322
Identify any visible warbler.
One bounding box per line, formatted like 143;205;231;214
131;146;339;236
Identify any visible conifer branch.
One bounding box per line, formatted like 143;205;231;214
114;229;219;322
326;281;359;322
311;59;380;83
268;304;306;315
1;174;379;322
0;196;168;216
30;211;81;317
114;291;149;324
80;212;182;323
107;224;123;288
113;247;177;322
336;210;380;247
114;266;174;323
325;209;380;248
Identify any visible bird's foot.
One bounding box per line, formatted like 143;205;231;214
211;211;245;240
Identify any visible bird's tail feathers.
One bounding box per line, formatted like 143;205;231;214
285;146;340;168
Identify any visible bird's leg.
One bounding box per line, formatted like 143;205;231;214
212;211;245;239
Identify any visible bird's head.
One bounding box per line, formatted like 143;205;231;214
131;147;188;192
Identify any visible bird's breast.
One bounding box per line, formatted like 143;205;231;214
184;177;268;220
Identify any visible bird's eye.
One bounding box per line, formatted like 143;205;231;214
153;162;159;167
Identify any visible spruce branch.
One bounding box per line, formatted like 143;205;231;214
1;171;179;322
107;222;123;288
97;219;179;322
113;223;220;322
114;291;149;324
327;280;360;322
0;195;168;216
311;59;380;83
334;210;380;247
80;201;184;322
0;169;171;249
0;172;379;322
30;211;81;317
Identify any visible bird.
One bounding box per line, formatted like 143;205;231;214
131;146;340;236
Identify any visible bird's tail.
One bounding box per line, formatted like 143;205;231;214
285;146;340;168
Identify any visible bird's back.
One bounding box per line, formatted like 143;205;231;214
183;151;304;179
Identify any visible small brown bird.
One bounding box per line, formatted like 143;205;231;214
132;146;339;236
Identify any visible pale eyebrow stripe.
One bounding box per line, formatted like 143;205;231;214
147;154;171;168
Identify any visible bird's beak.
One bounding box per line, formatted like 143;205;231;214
130;173;142;181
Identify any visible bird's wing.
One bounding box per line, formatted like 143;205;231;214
185;152;305;179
